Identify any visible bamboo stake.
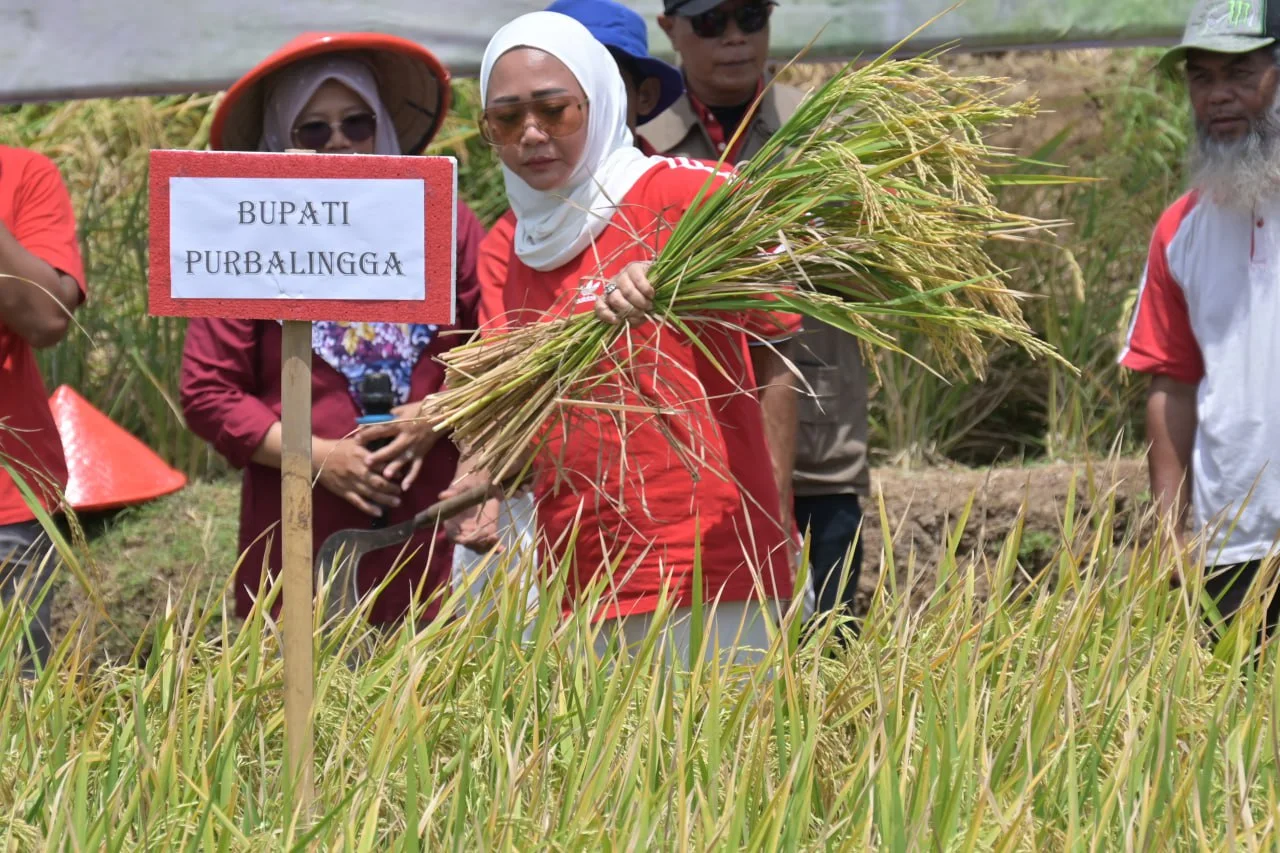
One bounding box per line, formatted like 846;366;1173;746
280;318;315;820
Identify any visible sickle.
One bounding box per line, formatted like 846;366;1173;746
315;482;494;618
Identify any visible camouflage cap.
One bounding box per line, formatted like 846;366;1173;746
1160;0;1280;73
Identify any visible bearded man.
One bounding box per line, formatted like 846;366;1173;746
1122;0;1280;638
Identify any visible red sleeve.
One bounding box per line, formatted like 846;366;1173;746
477;210;515;333
180;318;279;469
454;199;485;332
1120;200;1205;384
657;157;735;213
655;161;804;343
13;152;85;301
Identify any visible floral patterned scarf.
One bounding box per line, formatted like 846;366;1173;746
311;321;439;412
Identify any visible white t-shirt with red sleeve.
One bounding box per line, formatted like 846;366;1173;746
1121;191;1280;565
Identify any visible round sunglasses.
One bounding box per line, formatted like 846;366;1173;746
480;96;589;147
290;112;378;151
688;0;775;39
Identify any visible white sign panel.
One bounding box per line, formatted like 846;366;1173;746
168;177;426;301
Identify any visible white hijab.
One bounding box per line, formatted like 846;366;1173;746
480;11;665;272
259;54;401;156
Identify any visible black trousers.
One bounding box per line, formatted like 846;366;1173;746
0;520;56;670
795;493;864;620
1203;560;1280;642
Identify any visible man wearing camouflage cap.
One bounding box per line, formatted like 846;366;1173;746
1121;0;1280;642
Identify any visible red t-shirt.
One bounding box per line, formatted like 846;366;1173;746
0;147;84;525
478;158;801;618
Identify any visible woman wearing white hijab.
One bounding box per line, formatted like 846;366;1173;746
451;12;801;665
181;33;488;627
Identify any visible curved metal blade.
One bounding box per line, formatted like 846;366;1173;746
314;483;494;620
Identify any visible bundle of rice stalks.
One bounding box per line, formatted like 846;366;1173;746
424;51;1070;480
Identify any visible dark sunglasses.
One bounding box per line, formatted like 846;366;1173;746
291;112;378;151
480;96;589;147
688;0;775;39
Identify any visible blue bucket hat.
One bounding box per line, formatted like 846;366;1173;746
544;0;684;122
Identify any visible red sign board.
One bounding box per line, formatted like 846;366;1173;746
148;149;457;323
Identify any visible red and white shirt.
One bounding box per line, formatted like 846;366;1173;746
1122;191;1280;565
477;158;801;619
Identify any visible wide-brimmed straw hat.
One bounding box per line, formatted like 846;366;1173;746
210;32;451;154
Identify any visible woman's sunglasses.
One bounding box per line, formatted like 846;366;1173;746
688;0;775;39
480;96;589;147
291;112;378;151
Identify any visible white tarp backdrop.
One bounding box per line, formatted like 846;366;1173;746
3;0;1196;103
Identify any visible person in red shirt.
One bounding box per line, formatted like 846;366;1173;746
474;0;684;348
0;145;86;666
180;34;485;625
447;11;798;663
454;0;686;576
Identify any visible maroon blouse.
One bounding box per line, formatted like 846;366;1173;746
181;199;485;624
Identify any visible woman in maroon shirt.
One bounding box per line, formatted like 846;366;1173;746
180;33;484;624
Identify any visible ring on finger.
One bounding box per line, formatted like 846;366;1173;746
603;281;619;296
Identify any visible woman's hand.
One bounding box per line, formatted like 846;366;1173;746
362;401;441;491
595;261;655;327
439;468;503;551
312;436;403;518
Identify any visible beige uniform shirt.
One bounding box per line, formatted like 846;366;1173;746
640;83;870;497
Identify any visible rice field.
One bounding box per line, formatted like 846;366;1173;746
1;47;1244;850
4;468;1278;848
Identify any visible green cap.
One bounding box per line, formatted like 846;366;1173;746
1160;0;1279;74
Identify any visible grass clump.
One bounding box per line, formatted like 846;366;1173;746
1;467;1277;848
49;479;240;663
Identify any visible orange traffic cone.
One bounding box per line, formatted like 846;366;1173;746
48;385;187;512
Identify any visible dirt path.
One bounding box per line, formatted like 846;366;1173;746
857;458;1148;605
